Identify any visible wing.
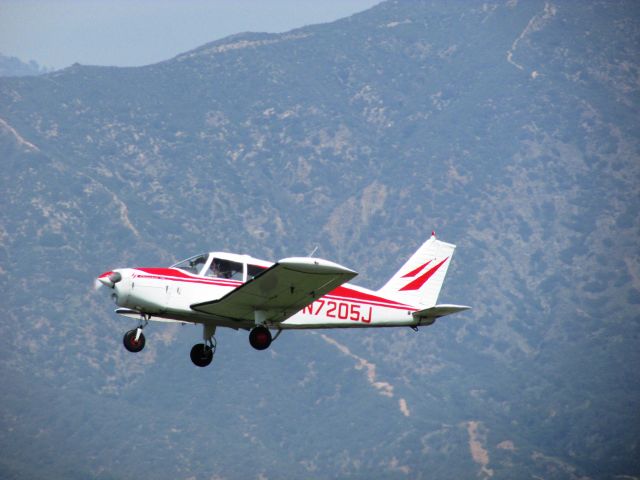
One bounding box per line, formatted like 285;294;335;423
190;257;357;323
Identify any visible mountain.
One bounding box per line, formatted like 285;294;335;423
1;1;639;478
0;53;49;77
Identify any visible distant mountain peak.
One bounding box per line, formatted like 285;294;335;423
0;52;50;77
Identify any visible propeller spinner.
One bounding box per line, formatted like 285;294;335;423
97;271;122;288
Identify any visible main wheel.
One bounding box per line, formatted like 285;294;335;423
190;343;214;367
249;326;272;350
123;329;145;352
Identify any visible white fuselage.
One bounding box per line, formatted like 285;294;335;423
112;266;420;330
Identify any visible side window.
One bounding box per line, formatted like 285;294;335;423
206;258;243;280
248;264;267;280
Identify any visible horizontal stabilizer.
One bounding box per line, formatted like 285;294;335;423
412;304;471;326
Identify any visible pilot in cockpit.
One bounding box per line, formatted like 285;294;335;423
209;259;220;278
208;259;230;279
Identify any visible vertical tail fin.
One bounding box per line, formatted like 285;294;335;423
378;233;456;308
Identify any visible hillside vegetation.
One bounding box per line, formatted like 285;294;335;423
0;1;638;478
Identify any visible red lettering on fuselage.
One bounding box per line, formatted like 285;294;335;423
302;299;373;324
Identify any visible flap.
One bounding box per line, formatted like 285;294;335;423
190;257;357;323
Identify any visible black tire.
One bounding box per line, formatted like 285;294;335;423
123;329;145;353
249;326;272;350
190;343;213;367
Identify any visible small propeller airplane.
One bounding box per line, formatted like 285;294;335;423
97;233;469;367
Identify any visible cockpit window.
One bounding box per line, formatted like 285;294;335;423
172;253;209;275
206;258;243;280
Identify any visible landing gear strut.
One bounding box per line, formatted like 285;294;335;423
190;323;216;367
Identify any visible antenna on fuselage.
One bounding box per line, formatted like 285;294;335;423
308;246;319;257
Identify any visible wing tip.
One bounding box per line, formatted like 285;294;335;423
278;257;357;277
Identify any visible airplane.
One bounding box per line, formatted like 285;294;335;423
97;232;470;367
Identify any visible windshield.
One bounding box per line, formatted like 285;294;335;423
172;253;210;275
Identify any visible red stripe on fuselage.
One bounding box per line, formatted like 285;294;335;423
133;267;242;287
132;268;416;310
326;285;415;310
136;268;200;279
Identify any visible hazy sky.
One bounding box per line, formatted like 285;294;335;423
0;0;381;69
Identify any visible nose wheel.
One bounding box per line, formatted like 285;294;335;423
122;315;149;353
123;328;146;352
